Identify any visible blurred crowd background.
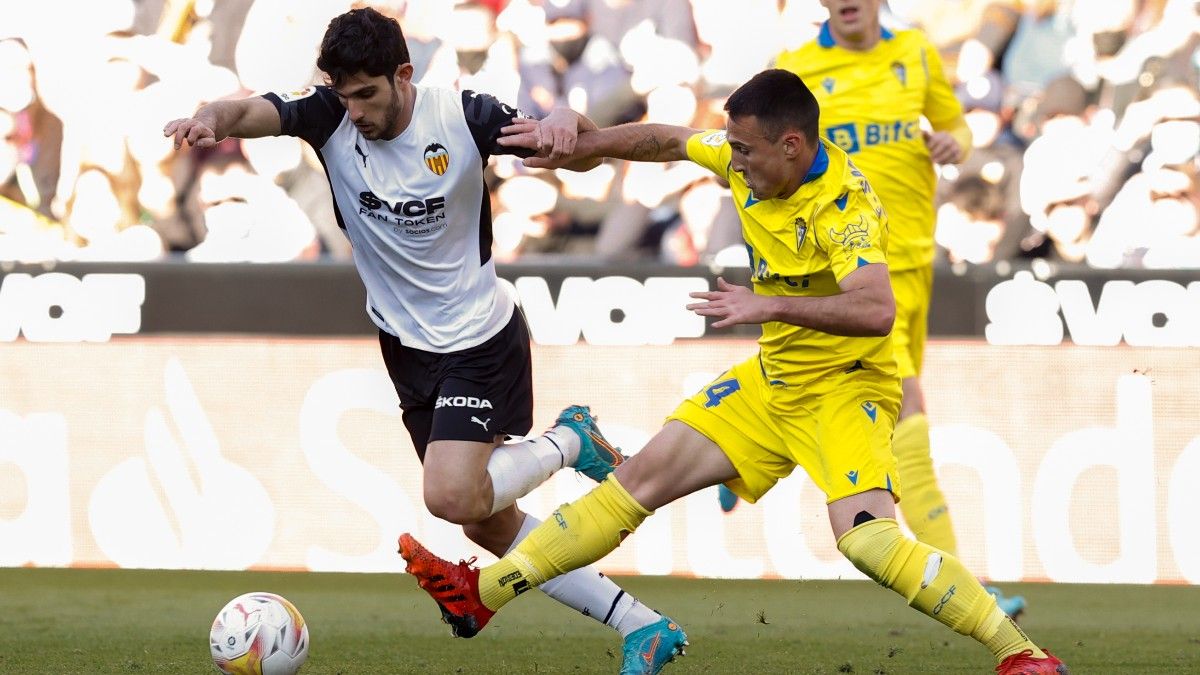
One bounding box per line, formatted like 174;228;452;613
0;0;1197;270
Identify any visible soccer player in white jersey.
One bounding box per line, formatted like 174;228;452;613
163;9;682;671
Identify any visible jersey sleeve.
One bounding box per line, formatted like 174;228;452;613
262;86;345;149
919;38;966;131
814;180;889;282
461;90;535;160
685;130;733;180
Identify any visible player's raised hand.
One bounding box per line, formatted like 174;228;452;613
164;115;218;150
535;107;580;159
498;113;582;168
498;120;576;169
498;118;541;152
686;277;772;328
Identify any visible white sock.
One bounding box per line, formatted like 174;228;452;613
487;427;580;515
505;514;659;638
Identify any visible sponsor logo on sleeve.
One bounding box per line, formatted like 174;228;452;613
828;216;872;253
277;86;316;102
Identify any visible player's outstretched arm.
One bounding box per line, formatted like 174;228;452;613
498;122;696;171
506;106;603;171
163;97;282;149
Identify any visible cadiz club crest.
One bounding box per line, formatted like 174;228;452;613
424;142;449;175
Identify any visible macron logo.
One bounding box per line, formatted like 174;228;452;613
846;470;859;485
861;401;877;422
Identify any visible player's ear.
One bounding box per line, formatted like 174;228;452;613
394;63;414;86
781;131;804;159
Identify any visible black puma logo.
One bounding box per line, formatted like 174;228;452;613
354;143;368;167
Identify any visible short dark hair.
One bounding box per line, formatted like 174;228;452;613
950;175;1005;221
725;69;820;144
317;7;411;87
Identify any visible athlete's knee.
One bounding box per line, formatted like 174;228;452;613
425;497;488;525
854;510;878;527
424;483;489;524
836;516;910;586
839;511;887;579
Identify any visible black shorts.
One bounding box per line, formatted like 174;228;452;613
378;309;534;461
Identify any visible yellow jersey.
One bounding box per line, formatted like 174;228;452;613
776;23;967;271
686;131;896;385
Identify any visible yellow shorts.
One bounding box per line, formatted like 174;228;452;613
667;355;902;504
890;265;932;380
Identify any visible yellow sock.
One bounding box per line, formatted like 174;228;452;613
837;518;1045;663
984;614;1047;662
479;476;651;611
893;413;958;556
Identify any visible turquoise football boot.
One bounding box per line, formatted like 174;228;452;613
555;405;626;482
717;484;740;513
620;614;688;675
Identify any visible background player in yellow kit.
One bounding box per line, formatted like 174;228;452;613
398;69;1066;675
765;0;1026;616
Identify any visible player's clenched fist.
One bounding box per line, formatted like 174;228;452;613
163;115;218;149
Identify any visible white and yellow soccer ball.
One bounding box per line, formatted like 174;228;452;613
209;592;309;675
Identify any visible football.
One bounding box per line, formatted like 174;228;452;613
209;592;309;675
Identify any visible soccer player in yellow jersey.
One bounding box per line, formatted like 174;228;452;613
396;69;1067;675
769;0;1027;617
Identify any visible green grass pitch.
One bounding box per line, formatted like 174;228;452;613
1;568;1198;673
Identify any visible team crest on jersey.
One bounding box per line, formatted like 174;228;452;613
891;61;907;86
794;217;808;250
277;86;316;102
829;215;872;252
424;142;449;175
700;130;727;146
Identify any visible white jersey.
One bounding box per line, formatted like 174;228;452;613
265;84;531;352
